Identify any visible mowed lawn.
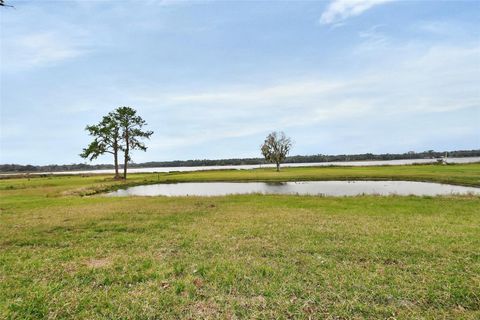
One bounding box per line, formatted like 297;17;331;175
1;164;479;319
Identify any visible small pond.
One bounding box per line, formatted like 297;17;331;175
105;181;480;197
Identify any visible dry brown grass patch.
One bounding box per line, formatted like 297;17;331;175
86;257;112;269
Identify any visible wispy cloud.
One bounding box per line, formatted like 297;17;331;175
356;24;389;51
1;31;89;71
166;81;346;104
1;32;88;71
1;0;478;164
320;0;395;25
133;42;479;153
0;3;95;72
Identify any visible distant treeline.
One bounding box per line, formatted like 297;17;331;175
1;149;479;173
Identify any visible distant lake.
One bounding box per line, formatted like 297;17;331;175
105;181;480;197
6;157;479;176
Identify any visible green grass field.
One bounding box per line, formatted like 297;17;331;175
1;164;479;319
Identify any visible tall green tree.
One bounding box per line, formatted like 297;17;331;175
261;131;293;172
114;106;153;179
80;114;122;179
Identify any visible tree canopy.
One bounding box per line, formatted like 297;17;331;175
261;131;293;171
81;107;152;179
113;106;153;179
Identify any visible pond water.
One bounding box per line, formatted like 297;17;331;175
105;181;480;197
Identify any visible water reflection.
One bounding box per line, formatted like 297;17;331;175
105;181;480;197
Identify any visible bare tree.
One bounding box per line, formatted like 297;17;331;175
261;131;293;172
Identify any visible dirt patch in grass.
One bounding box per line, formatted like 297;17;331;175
188;300;221;319
86;257;112;269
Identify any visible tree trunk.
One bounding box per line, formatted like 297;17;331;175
114;150;119;179
123;133;129;179
123;150;128;180
276;162;280;172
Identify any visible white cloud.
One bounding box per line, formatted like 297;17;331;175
356;24;389;51
1;31;89;71
166;81;347;104
320;0;395;25
33;33;474;158
129;42;479;153
163;43;479;117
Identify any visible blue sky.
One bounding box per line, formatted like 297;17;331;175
1;0;479;165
